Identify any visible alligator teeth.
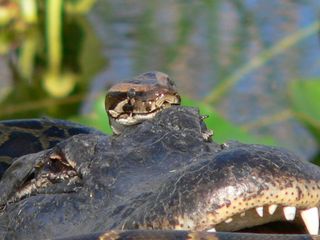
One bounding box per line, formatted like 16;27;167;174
283;206;296;221
300;207;319;235
268;204;277;215
256;206;263;217
207;228;216;232
225;218;232;223
240;212;245;217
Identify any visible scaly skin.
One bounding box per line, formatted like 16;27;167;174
0;118;101;178
0;107;320;239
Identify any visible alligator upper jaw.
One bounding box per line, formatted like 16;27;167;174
167;199;320;235
212;205;319;235
202;174;320;235
172;190;320;235
139;144;320;236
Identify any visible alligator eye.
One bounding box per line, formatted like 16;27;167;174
123;103;134;113
127;88;136;99
49;159;64;174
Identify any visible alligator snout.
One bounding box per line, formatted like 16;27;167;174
131;143;320;235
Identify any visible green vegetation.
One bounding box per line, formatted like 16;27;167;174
182;98;276;144
289;80;320;162
0;0;105;119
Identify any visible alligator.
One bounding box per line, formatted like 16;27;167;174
0;106;320;239
0;71;319;239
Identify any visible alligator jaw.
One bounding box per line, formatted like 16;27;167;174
210;206;319;235
174;201;320;235
141;144;320;235
205;176;320;235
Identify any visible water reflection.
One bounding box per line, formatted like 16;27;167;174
0;0;319;159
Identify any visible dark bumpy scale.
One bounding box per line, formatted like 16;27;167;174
1;106;320;239
0;118;102;178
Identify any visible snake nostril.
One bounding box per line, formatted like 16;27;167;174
145;101;153;112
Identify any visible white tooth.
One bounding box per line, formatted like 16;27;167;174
283;206;296;221
207;228;216;232
256;206;263;217
301;207;319;235
268;204;278;215
240;212;245;217
225;218;232;223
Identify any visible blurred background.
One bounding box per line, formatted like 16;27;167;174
0;0;319;162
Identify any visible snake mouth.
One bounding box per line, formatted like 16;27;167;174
111;100;180;125
8;152;81;203
108;97;180;134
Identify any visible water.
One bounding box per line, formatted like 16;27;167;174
0;0;319;158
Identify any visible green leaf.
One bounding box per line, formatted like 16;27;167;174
70;95;112;134
182;98;276;145
289;79;320;143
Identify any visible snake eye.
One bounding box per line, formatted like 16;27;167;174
127;88;136;99
123;103;134;113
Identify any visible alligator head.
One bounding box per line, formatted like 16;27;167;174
0;106;319;239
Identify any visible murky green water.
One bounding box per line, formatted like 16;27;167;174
0;0;319;159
